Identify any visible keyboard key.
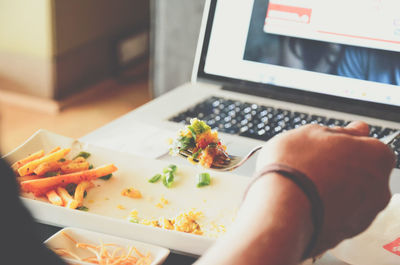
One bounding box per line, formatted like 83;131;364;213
369;125;382;138
380;128;397;138
327;118;345;127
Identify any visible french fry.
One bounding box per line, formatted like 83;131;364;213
48;146;61;154
17;175;40;184
18;148;71;176
34;161;60;177
46;190;63;206
11;150;45;173
57;187;79;209
74;181;94;206
61;161;89;174
21;164;118;196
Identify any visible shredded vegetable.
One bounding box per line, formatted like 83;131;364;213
52;232;152;265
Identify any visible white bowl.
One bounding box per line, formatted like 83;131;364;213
45;227;170;265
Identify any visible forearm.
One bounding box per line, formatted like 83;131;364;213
196;173;313;265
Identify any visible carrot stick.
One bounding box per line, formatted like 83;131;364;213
46;190;64;206
11;150;45;172
18;148;71;176
21;164;117;196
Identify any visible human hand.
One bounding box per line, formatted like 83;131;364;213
255;121;396;255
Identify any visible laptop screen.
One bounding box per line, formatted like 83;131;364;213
199;0;400;108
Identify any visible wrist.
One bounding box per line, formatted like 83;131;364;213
196;172;314;265
245;171;314;230
238;172;314;263
247;163;325;260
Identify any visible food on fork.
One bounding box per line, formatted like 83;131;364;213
12;147;118;209
171;118;230;168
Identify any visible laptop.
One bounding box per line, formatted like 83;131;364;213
83;0;400;191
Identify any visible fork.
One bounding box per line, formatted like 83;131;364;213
178;145;263;172
380;130;400;146
178;130;400;172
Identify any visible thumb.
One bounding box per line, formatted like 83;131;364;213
329;121;370;136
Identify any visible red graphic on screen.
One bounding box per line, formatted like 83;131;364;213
383;237;400;256
266;3;312;24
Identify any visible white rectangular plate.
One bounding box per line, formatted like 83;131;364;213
45;227;170;265
3;129;250;255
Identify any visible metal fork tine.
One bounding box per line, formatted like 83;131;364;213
380;131;400;146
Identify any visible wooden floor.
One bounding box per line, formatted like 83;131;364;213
0;77;151;155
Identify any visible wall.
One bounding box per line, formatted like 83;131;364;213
0;0;54;97
150;0;205;97
0;0;149;99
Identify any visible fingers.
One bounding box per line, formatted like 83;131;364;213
345;121;370;136
366;137;397;171
328;121;370;136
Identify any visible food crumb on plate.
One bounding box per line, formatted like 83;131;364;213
126;209;204;235
210;221;227;233
155;195;169;208
121;187;142;199
160;195;168;205
117;204;126;210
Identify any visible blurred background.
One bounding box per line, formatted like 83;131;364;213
0;0;206;154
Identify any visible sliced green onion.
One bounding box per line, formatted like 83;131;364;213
65;183;77;195
163;164;177;174
187;126;197;140
99;174;112;180
129;217;139;223
149;174;162;183
197;172;211;187
162;172;174;188
88;164;94;169
76;206;89;211
192;149;202;159
74;151;91;160
43;171;59;178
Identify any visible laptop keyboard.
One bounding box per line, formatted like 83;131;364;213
169;96;400;169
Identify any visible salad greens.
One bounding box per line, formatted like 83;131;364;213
188;119;211;136
170;118;229;168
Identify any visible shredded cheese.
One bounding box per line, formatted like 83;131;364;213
53;232;152;265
